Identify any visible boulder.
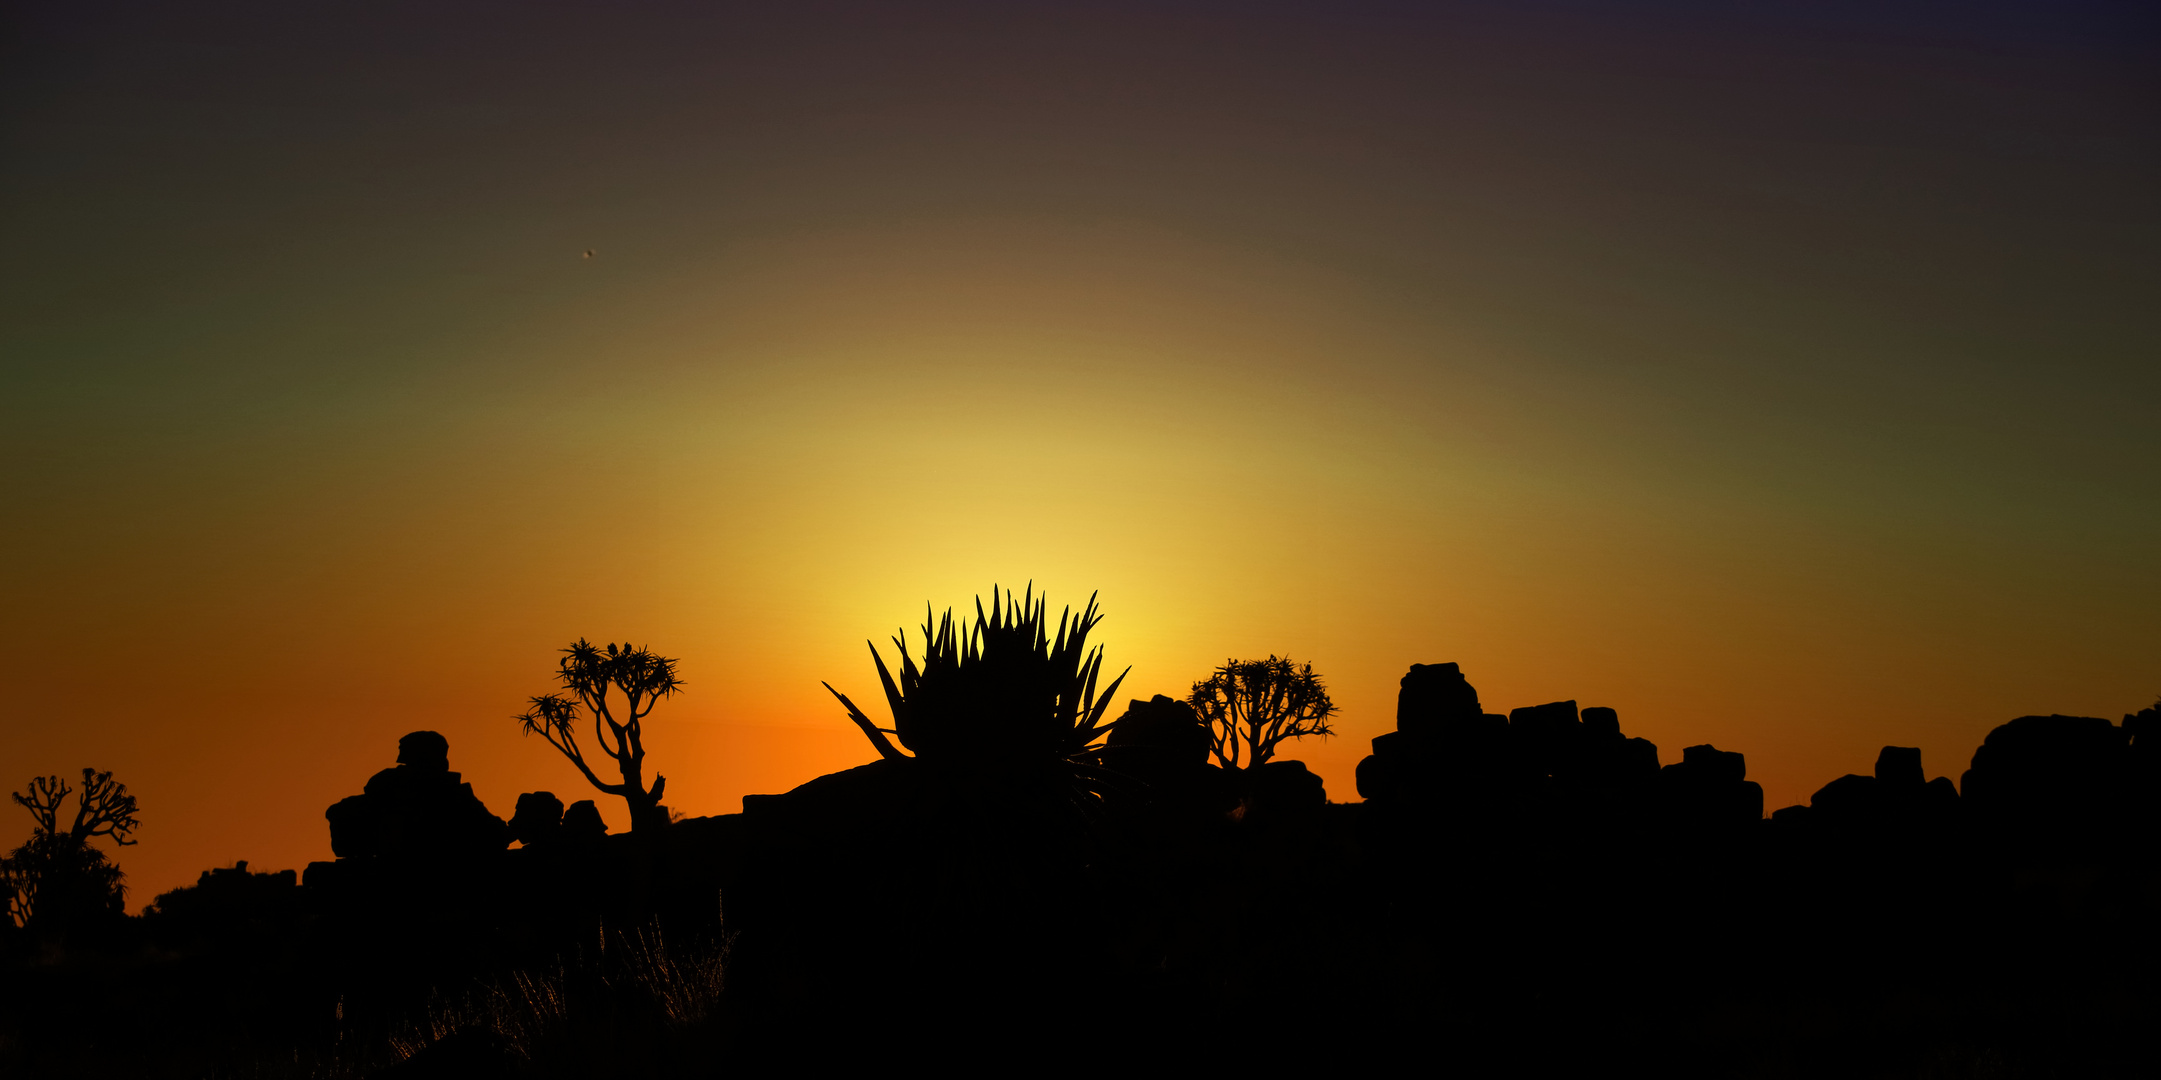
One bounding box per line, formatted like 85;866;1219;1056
1107;695;1211;763
1682;744;1747;785
1875;746;1924;787
1357;664;1498;808
1658;745;1760;829
1396;662;1485;737
1245;759;1327;819
561;800;609;843
1619;737;1662;778
1355;752;1391;801
325;731;510;861
1100;696;1239;819
508;791;566;848
1810;774;1880;821
1580;707;1622;742
1509;700;1581;748
1960;715;2128;838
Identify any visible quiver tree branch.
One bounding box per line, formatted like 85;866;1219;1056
518;694;627;796
12;776;69;838
11;770;139;846
69;770;140;846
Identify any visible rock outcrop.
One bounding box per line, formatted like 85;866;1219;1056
323;731;509;862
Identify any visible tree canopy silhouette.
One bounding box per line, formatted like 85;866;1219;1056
3;769;139;931
14;769;140;846
516;640;681;833
1188;656;1338;771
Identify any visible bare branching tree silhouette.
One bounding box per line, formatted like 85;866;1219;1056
15;770;140;846
516;640;682;833
3;769;139;930
1188;656;1337;772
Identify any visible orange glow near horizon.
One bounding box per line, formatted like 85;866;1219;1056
13;219;2153;909
4;5;2153;911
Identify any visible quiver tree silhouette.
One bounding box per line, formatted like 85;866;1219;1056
1188;656;1337;772
517;640;681;833
13;769;140;847
823;584;1130;803
2;769;139;931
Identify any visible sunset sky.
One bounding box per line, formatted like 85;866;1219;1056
5;1;2156;908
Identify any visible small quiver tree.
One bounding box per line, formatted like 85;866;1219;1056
1188;656;1338;772
3;769;140;932
517;640;681;833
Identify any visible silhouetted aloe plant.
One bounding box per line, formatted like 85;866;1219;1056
824;585;1130;800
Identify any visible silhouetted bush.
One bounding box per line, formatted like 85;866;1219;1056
0;831;126;934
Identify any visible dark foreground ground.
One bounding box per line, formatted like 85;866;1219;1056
7;680;2160;1077
2;765;2155;1078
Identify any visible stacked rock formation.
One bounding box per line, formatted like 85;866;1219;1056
1780;746;1960;838
1354;662;1505;816
323;731;510;861
1356;662;1762;838
1655;743;1763;837
1957;712;2160;857
505;791;610;851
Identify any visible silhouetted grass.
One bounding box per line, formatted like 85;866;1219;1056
172;920;731;1079
373;922;728;1077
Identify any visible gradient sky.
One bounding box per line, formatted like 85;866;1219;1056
5;1;2157;909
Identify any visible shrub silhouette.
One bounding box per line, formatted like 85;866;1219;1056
516;640;682;833
824;584;1130;802
1188;656;1337;772
2;769;139;931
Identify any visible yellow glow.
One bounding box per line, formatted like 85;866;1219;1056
10;218;2152;909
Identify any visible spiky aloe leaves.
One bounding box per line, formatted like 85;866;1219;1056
824;584;1130;775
